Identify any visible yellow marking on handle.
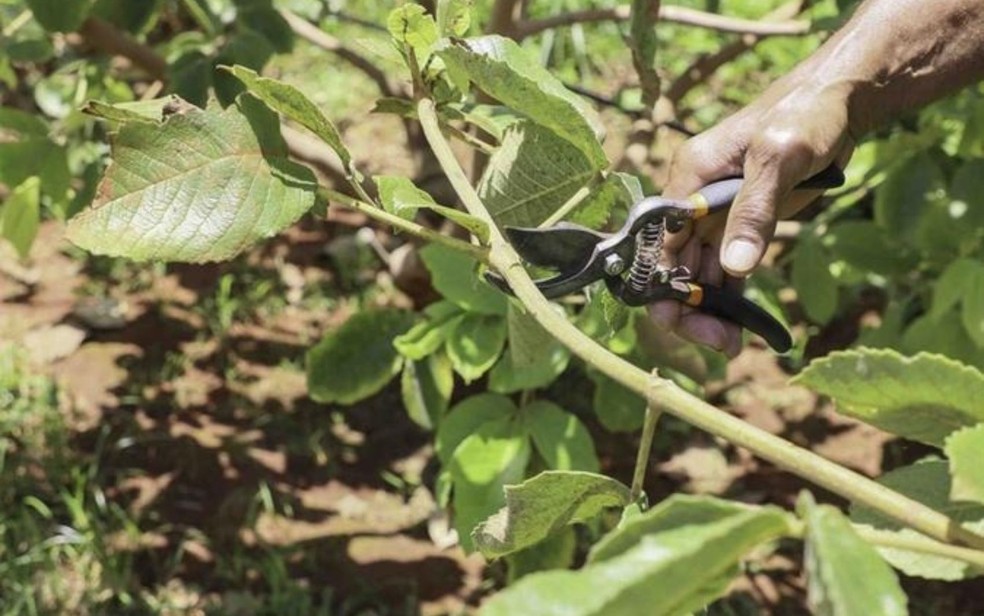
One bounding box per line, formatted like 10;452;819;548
685;283;704;307
688;192;710;219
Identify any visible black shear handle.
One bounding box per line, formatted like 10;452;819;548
694;164;845;212
694;285;793;353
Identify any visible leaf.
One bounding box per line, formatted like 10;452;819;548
306;309;415;405
82;97;181;125
901;314;984;372
590;371;645;432
437;36;606;166
436;393;517;465
824;220;916;277
946;424;984;505
851;460;984;580
628;0;660;110
480;499;790;616
478;121;600;228
873;153;943;243
393;300;463;360
0;107;49;138
1;177;41;259
238;5;294;53
798;493;908;616
66;96;318;262
792;233;838;324
224;65;352;169
569;172;643;230
450;416;531;552
588;495;790;564
525;401;599;473
962;266;984;348
473;471;631;559
488;344;569;394
506;526;576;582
401;352;454;431
419;243;507;315
26;0;94;31
929;258;983;321
0;137;70;205
387;4;439;62
91;0;160;33
376;175;489;242
447;313;507;383
436;0;472;36
793;348;984;447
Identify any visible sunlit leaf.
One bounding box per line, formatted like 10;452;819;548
436;393;517;465
401;352;454;431
447;313;506;383
1;177;40;259
525;401;598;473
420;243;507;315
376;175;489;242
946;424;984;505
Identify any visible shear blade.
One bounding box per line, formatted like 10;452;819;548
505;223;609;274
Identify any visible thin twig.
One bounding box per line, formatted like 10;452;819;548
415;96;984;552
539;174;604;228
77;17;168;78
516;5;810;41
319;187;489;263
630;399;663;503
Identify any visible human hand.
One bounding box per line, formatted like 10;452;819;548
650;79;855;356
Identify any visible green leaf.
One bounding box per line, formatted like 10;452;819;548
962;266;984;348
569;172;643;230
437;36;606;166
224;65;352;169
0;107;48;138
824;220;916;277
376;175;489;242
0;137;70;205
946;424;984;505
505;526;576;582
419;243;507;315
588;495;790;564
590;371;645;432
901;314;984;371
238;5;294;53
66;96;318;262
478;121;600;228
1;177;41;259
393;300;463;360
436;0;472;36
481;498;790;616
525;401;598;473
628;0;660;110
401;352;454;431
387;4;439;62
851;460;984;580
793;349;984;447
26;0;94;31
792;233;838;324
91;0;160;33
450;415;531;552
798;493;907;616
874;153;943;243
929;258;983;322
306;309;415;405
81;97;179;125
436;393;517;465
488;344;569;394
447;313;506;383
473;471;631;559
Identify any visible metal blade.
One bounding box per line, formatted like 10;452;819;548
505;223;610;274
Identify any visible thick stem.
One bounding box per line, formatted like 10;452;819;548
630;400;663;503
416;97;984;552
319;187;489;263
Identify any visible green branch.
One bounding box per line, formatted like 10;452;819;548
319;187;489;263
630;399;662;504
415;98;984;552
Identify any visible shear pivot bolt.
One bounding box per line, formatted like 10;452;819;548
604;254;626;276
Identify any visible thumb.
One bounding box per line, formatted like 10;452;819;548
721;131;813;277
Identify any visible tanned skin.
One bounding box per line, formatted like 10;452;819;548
651;0;984;356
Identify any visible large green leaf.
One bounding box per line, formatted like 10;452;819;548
525;401;598;473
799;494;907;616
436;393;517;465
873;153;944;243
419;243;507;315
1;177;40;259
437;36;606;166
401;352;454;431
590;371;645;432
488;305;570;393
588;495;790;564
393;300;463;360
851;460;984;580
306;309;415;405
480;499;790;616
224;65;351;169
0;137;70;205
792;233;838;324
946;424;984;505
26;0;94;32
450;415;531;552
824;220;916;277
66;96;318;262
436;0;472;36
473;471;631;559
793;349;984;447
929;258;983;321
447;313;507;383
478;121;599;228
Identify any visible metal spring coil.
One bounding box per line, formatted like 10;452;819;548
627;220;665;292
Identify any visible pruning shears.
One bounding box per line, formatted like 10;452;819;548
488;165;845;353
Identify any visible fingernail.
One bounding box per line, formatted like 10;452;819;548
723;240;759;274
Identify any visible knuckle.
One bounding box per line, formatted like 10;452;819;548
749;127;813;170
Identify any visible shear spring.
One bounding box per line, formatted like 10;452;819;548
627;221;665;292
